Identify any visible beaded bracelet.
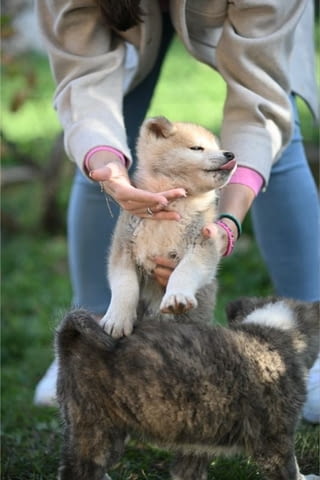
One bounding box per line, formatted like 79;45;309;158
218;213;242;238
215;220;235;257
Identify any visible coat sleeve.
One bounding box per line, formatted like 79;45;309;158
35;0;132;171
215;0;308;185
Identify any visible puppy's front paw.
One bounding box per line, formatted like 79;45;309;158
160;292;197;314
100;310;135;338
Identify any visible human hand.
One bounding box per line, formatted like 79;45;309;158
152;256;177;288
202;221;237;256
152;224;228;288
151;220;239;288
90;160;186;220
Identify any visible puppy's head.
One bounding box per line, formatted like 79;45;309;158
226;296;320;370
135;116;237;194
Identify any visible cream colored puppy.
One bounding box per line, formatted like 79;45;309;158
101;116;237;338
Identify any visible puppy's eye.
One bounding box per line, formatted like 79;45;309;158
190;146;204;151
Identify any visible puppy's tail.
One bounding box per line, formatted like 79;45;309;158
55;309;116;356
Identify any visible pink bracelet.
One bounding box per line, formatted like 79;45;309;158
215;220;235;257
83;146;127;176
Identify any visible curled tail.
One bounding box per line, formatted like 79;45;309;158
55;309;116;356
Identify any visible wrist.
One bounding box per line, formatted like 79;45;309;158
218;184;254;223
216;220;235;257
215;213;242;257
217;213;242;240
83;146;128;177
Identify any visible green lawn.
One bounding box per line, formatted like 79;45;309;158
2;35;319;479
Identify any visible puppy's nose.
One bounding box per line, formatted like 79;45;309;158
223;151;235;161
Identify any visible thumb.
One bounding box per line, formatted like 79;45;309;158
202;223;218;239
89;164;113;182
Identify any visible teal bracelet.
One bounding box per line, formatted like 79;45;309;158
218;213;242;238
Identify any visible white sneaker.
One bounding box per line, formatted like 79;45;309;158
302;354;320;424
33;359;58;407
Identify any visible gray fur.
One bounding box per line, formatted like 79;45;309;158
56;297;319;480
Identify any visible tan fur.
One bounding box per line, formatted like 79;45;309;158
100;116;236;338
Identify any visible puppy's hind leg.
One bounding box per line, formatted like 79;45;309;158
170;452;210;480
58;426;126;480
254;445;302;480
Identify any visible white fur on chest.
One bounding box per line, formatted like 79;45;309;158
131;194;216;274
132;219;188;273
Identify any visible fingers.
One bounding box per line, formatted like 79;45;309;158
202;222;227;256
153;271;169;288
159;188;187;201
153;256;177;269
202;223;219;239
89;163;186;218
130;207;181;220
89;164;115;182
118;189;170;212
152;256;176;287
151;210;181;221
119;187;186;214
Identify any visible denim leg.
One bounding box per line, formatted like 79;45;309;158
251;96;320;302
67;14;174;314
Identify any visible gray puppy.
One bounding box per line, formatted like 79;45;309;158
56;297;319;480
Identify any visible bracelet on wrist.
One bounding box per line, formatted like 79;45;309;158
218;213;242;239
215;220;235;257
83;145;127;178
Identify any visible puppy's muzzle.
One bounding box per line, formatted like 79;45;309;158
220;152;236;171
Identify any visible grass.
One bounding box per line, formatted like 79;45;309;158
2;233;319;478
2;34;319;479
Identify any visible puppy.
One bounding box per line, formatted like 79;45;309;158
56;297;320;480
100;116;236;337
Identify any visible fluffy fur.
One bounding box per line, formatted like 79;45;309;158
56;297;320;480
100;116;236;338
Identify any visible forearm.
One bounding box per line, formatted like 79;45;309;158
217;163;263;240
84;147;128;173
218;183;255;236
35;0;131;170
217;0;307;184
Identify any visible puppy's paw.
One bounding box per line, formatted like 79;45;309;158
100;310;135;338
160;292;197;314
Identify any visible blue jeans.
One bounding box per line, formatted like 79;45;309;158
67;17;320;314
251;97;320;302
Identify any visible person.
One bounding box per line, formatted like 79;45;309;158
33;0;319;423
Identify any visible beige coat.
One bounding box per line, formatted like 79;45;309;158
35;0;317;184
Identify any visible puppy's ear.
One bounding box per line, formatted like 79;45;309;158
226;296;285;325
226;297;260;324
143;116;176;138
